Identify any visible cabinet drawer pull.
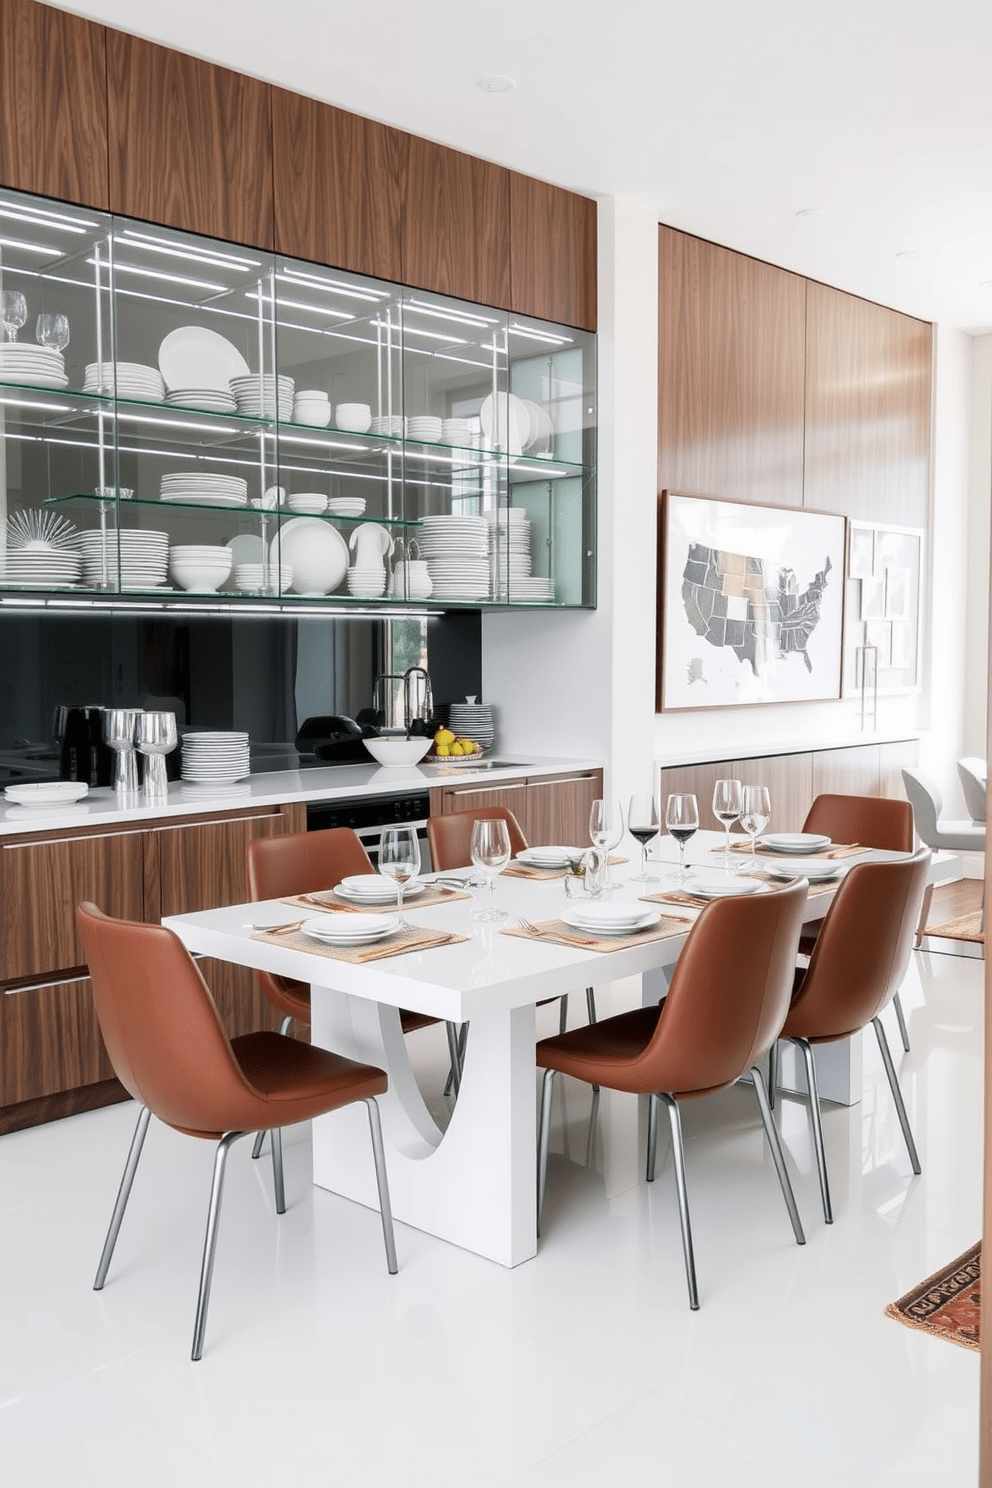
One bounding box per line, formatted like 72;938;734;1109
3;829;146;850
448;781;530;796
153;814;276;833
4;973;90;997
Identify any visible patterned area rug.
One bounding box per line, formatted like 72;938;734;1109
885;1242;981;1351
924;911;984;944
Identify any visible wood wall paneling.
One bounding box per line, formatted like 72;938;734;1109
802;281;932;527
272;89;406;281
810;744;881;800
508;172;597;331
657;227;807;508
403;137;511;308
106;30;274;247
0;0;109;206
659;755;813;835
435;771;603;849
879;739;919;800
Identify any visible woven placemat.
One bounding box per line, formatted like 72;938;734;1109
641;877;831;909
504;853;628;882
281;884;472;914
251;923;470;964
728;841;864;860
501;914;691;953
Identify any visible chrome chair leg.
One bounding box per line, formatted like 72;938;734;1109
558;995;570;1036
892;990;911;1053
252;1016;294;1161
872;1017;921;1174
792;1037;833;1223
251;1130;267;1160
363;1097;398;1274
646;1091;661;1181
270;1126;286;1214
278;1014;293;1035
94;1104;152;1290
585;986;597;1023
768;1040;779;1111
191;1130;246;1362
536;1068;557;1234
750;1066;805;1246
659;1093;698;1310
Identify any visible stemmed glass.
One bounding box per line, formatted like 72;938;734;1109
1;291;27;342
378;825;421;929
589;798;624;892
470;818;511;922
712;778;743;873
627;793;660;883
665;793;699;884
36;312;70;352
740;786;771;868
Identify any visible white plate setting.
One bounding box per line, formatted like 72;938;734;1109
301;913;400;947
764;859;843;882
334;875;425;905
690;877;764;899
516;846;577;868
758;833;832;854
562;903;661;936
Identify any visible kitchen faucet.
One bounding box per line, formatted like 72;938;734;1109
403;666;434;734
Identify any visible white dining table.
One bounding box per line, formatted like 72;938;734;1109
162;832;932;1267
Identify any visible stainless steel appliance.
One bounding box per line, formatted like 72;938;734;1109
306;790;432;873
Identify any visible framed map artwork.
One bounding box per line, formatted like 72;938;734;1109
656;492;847;711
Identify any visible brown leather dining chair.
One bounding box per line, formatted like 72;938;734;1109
536;877;810;1310
800;793;916;1052
246;827;463;1137
427;805;598;1033
769;849;930;1226
76;902;397;1361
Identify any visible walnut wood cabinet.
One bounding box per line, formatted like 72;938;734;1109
403;137;512;310
509;172;598;332
429;769;604;848
0;801;305;1133
0;0;109;208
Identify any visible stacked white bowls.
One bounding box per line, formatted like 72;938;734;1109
292;389;330;426
169;544;233;593
334;402;372;433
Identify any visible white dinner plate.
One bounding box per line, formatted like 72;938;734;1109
517;846;577;867
562;904;660;936
158;326;250;392
4;781;89;804
301;913;400;945
691;877;763;899
759;833;832;854
763;859;843;882
271;517;348;596
335;876;425;903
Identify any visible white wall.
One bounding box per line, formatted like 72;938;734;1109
964;333;992;759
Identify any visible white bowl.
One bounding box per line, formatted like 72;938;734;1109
170;560;232;592
334;402;372;433
293;405;331;427
287;493;327;513
295;390;328;402
363;736;432;766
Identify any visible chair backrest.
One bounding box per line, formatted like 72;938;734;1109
427;806;528;871
618;879;809;1097
901;769;942;845
77;902;262;1135
786;849;931;1041
957;758;988;823
246;826;373;901
802;793;914;852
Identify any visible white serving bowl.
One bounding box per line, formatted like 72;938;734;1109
334;402;372;433
296;390;328;402
363;736;432;766
170;560;232;592
293;404;331;427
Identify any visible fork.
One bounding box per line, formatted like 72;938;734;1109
516;915;598;948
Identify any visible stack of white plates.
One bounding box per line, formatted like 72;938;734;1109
508;575;555;602
690;877;763;900
3;549;81;585
4;780;88;805
757;833;832;854
83;361;163;400
764;859;842;882
407;415;442;443
0;344;67;388
562;902;661;937
327;497;366;517
489;510;533;593
230;374;294;419
180;730;250;784
447;701;495;750
442;417;473;446
234;563;292;594
418;515;491;599
515;846;577;869
165;387;237;413
159;472;248;507
301;912;401;947
370;414;404;437
335;874;425;906
77;529;170;588
286;492;326;514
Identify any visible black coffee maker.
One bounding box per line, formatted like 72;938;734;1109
53;706;114;786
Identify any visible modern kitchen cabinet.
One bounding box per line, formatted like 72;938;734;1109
508;172;598;333
0;0;109;209
106;31;275;249
429;769;604;847
403;138;512;311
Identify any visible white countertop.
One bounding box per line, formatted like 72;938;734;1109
0;754;603;838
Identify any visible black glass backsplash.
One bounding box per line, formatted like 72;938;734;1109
0;610;481;765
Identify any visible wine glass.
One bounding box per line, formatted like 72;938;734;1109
589;798;624;891
378;825;421;929
627;793;660;883
470;818;511;922
665;793;699;884
712;778;743;872
740;786;771;868
36;312;70;352
1;291;27;342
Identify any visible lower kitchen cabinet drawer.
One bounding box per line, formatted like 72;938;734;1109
0;973;116;1105
432;770;604;848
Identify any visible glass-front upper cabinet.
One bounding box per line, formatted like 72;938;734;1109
0;185;596;610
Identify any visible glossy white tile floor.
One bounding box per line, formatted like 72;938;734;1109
0;947;982;1487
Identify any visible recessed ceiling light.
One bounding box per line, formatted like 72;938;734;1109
795;208;823;220
476;75;516;93
895;250;921;260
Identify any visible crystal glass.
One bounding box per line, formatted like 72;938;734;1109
35;312;70;352
665;793;699;884
740;786;771;867
1;291;27;342
378;825;421;929
589;798;624;891
712;778;743;872
470;818;511;922
627;793;660;883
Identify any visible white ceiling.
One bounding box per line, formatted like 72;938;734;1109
59;0;992;332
